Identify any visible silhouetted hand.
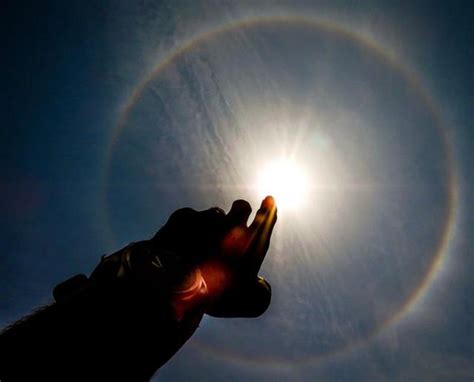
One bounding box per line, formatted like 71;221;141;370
1;197;277;382
202;197;277;317
148;196;277;319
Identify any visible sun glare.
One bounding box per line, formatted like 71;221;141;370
256;158;310;211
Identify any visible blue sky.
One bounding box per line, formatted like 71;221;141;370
1;1;473;381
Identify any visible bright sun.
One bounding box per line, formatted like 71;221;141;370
256;158;310;211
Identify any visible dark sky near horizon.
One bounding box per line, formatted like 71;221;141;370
1;1;473;381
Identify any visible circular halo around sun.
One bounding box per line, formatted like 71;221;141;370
103;16;457;369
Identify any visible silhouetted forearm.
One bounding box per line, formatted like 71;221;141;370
0;284;202;381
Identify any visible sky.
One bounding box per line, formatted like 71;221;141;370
1;1;473;381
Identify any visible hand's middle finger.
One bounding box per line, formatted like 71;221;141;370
226;199;252;227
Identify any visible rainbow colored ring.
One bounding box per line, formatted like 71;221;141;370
101;15;460;368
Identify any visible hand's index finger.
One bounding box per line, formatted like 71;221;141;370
248;196;277;270
249;196;276;233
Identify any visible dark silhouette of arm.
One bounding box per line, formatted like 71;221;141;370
0;197;277;381
0;281;188;381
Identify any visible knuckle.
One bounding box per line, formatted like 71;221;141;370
204;207;226;216
168;207;196;223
